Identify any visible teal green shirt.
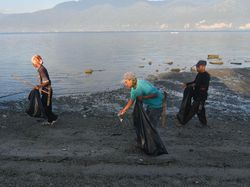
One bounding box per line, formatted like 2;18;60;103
131;79;163;109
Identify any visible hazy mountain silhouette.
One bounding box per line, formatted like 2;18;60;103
0;0;249;32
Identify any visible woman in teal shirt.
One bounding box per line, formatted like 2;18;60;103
120;72;164;127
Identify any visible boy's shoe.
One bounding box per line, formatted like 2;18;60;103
42;119;57;127
48;119;57;126
47;115;58;126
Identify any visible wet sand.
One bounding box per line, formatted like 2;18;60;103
0;68;250;186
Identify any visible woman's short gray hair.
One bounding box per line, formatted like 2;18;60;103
123;72;137;81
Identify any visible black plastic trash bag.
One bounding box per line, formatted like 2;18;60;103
26;89;46;118
133;101;168;156
177;86;194;124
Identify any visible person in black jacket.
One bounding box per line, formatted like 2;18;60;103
179;60;210;127
32;55;58;125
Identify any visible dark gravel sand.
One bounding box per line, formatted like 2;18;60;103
0;68;250;186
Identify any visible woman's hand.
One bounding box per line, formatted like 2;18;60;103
119;99;134;116
34;85;40;90
181;83;187;89
119;109;126;116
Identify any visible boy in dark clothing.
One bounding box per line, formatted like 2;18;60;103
178;60;210;126
32;55;58;125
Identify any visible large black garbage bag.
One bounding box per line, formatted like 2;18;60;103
26;89;46;118
133;101;168;156
177;86;194;124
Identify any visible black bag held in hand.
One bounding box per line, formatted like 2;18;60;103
133;101;168;156
26;89;46;118
177;86;194;124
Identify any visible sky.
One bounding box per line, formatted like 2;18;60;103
0;0;70;13
0;0;199;13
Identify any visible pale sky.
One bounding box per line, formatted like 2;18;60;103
0;0;71;13
0;0;217;14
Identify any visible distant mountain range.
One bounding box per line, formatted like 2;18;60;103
0;0;249;32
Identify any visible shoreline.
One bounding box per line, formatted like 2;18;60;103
1;67;249;117
1;68;250;125
1;67;250;101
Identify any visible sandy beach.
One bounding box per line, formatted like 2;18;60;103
0;68;250;186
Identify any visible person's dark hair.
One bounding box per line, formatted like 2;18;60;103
196;60;207;67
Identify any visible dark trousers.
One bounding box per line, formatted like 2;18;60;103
41;89;57;123
146;107;163;128
184;99;207;125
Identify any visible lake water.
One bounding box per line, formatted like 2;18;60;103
1;31;250;100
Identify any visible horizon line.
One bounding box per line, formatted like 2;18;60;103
1;30;250;35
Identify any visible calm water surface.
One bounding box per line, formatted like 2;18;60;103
0;31;250;100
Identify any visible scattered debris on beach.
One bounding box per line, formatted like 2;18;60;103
147;74;158;81
84;69;94;74
230;62;242;65
148;61;152;65
84;69;105;74
2;114;7;118
207;54;225;65
171;68;181;72
165;61;174;65
207;54;221;59
209;61;224;65
138;65;145;68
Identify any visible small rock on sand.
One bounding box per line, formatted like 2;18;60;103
84;69;94;74
147;74;158;81
171;68;181;72
230;62;242;65
208;54;220;59
209;61;224;65
165;61;174;65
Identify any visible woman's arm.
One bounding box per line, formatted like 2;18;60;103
143;93;157;99
34;80;50;90
120;99;135;115
39;80;50;88
120;93;157;115
137;93;157;101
